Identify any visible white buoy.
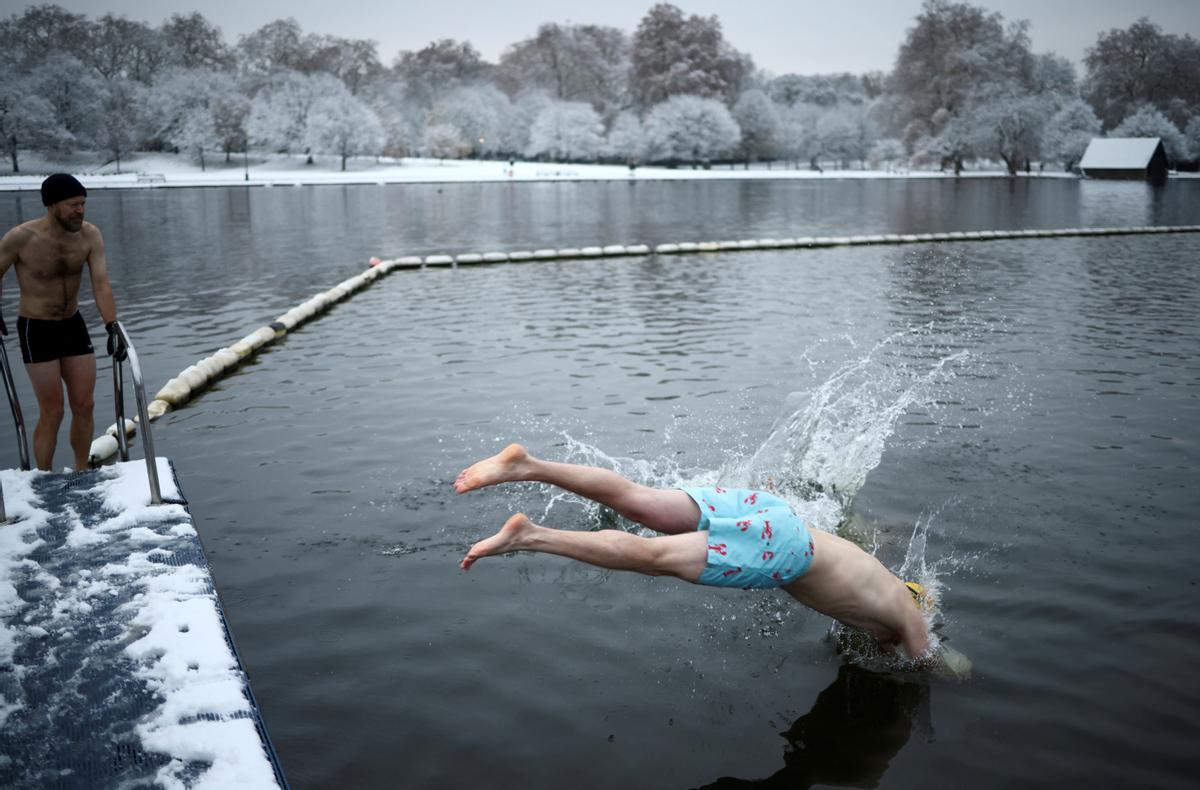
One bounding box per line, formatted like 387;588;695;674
88;434;119;465
424;254;453;266
154;378;188;406
508;251;533;261
105;418;136;438
625;244;651;255
147;399;170;420
677;242;699;252
601;245;627;256
698;241;720;251
532;249;558;259
456;253;483;264
736;240;760;249
580;246;604;256
483;252;509;262
655;243;680;254
557;248;583;257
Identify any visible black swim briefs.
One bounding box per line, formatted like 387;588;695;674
17;311;95;364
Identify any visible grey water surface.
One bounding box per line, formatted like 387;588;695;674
1;177;1198;788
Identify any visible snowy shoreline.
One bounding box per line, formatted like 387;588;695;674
0;152;1081;192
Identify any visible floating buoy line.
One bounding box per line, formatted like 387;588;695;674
87;223;1200;464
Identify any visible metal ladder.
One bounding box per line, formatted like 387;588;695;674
0;319;160;521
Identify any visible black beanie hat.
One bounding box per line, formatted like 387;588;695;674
41;173;87;207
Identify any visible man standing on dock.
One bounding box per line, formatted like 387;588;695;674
0;174;125;471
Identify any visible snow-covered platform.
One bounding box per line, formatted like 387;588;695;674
0;459;287;790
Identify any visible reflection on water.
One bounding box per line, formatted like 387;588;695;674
700;664;927;789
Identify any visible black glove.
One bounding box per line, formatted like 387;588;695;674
0;311;7;337
106;321;127;362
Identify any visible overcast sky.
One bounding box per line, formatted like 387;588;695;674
5;0;1199;74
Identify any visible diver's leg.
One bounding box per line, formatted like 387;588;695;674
454;444;701;534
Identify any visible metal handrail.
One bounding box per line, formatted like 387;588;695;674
0;323;32;473
110;320;161;505
0;314;32;523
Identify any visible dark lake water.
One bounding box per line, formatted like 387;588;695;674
2;177;1199;788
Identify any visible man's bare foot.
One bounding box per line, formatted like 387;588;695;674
453;443;532;493
461;513;536;570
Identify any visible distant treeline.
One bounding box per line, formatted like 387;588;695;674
1;1;1198;174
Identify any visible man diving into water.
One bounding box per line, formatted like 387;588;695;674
0;174;125;471
456;443;931;659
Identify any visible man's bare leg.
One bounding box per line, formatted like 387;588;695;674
461;513;708;580
61;353;96;471
454;444;701;535
25;360;65;471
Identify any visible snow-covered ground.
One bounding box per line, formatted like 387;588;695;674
0;151;1075;192
0;459;281;789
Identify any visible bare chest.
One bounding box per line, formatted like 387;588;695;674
19;234;88;280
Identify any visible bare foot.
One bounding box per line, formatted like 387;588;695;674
461;513;535;570
453;443;532;493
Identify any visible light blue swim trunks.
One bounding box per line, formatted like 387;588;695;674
682;486;815;590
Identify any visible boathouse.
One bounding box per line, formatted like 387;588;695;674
1078;137;1169;181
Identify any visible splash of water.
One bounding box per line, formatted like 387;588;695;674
551;328;968;542
727;329;968;533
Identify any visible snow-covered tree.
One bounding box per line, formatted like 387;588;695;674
98;79;138;171
911;108;976;174
430;84;513;156
1083;18;1200;130
0;4;91;72
642;94;741;166
362;78;423;158
767;73;870;108
86;13;167;83
140;67;239;169
1041;99;1102;170
506;90;553;156
306;92;384;169
732;88;779;165
307;35;383;95
604;111;645;162
868;138;907;171
247;71;345;160
237;18;311;79
1111;104;1189;163
629;3;751;109
25;53;105;149
422;123;468;160
1186;116;1200;161
161;12;234;71
964;89;1053;174
394;39;492;108
1031;53;1077;106
0;78;72;172
775;102;818;168
890;1;1035;141
815;111;858;168
212;94;250;162
498;23;629;118
525;100;603;161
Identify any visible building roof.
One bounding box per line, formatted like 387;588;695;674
1079;137;1164;170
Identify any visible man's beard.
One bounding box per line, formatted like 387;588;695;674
55;215;82;232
